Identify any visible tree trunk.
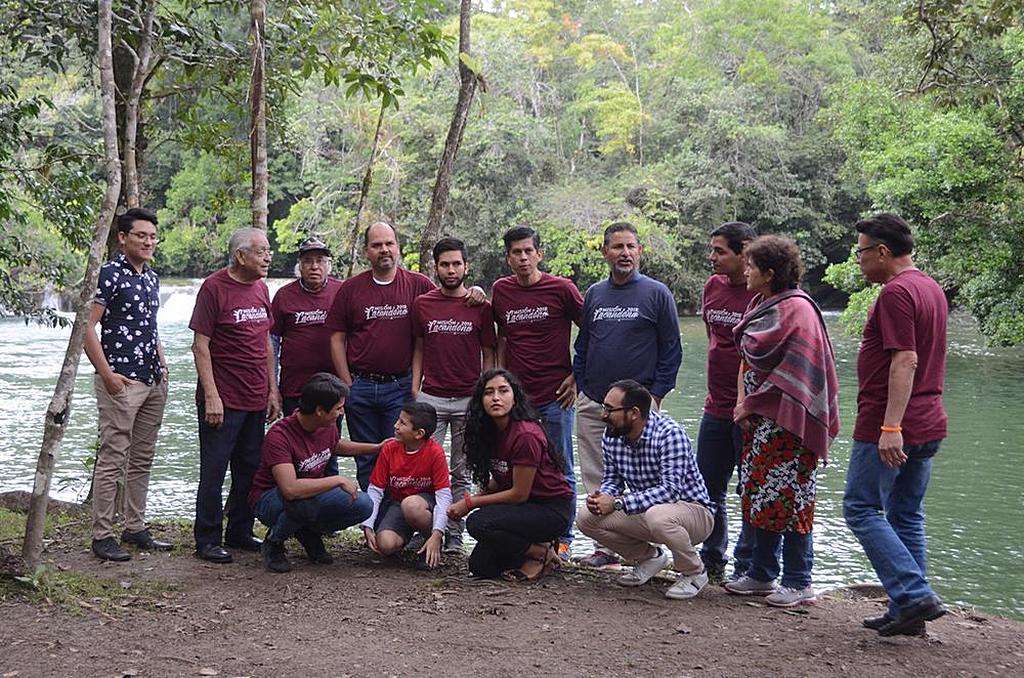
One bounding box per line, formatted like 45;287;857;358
249;0;269;230
122;0;158;209
347;101;388;278
418;0;477;275
22;0;123;569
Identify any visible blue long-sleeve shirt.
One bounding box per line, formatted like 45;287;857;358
573;272;682;401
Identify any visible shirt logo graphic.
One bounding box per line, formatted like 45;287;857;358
505;306;549;324
294;309;328;325
705;308;743;326
593;306;639;322
365;304;408;320
233;306;269;324
298;448;332;473
426;318;473;334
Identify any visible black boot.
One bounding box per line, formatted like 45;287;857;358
261;537;291;573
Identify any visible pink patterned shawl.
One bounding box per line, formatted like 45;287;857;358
733;289;840;461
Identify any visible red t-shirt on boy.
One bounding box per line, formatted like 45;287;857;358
369;438;451;503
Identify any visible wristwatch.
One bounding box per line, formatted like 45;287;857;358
613;497;624;512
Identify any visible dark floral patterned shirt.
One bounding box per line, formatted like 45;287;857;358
94;253;161;384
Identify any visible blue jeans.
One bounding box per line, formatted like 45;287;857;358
194;406;265;547
747;527;814;589
254;486;373;541
844;439;940;617
696;413;755;573
536;400;577;545
345;374;412;490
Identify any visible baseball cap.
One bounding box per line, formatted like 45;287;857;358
298;237;331;256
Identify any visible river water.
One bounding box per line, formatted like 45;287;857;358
1;283;1021;619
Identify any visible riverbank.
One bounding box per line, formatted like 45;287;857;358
1;493;1021;677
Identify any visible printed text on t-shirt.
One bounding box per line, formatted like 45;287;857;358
426;318;473;334
592;305;640;322
364;304;408;320
705;308;743;326
233;306;269;324
505;307;549;324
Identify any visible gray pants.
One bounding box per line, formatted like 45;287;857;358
416;391;471;536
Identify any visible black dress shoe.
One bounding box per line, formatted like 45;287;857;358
92;537;131;562
224;534;263;552
121;529;173;551
195;543;233;563
863;612;925;634
878;596;946;637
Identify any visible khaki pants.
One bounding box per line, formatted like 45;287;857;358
92;374;167;540
575;393;607;494
577;501;714;576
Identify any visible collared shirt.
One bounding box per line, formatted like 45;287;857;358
599;409;713;514
94;253;161;384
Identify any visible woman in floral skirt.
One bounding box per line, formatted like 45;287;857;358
724;235;840;607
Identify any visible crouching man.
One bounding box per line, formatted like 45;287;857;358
577;380;714;599
248;373;380;573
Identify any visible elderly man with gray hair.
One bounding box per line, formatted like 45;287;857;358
190;227;282;563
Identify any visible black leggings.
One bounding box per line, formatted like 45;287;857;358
466;498;573;578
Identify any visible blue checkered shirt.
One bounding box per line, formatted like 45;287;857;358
599;409;713;514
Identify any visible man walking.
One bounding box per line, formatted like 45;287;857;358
843;212;949;636
573;222;682;567
84;207;172;561
491;225;583;558
577;380;713;599
697;222;757;583
411;237;496;553
190;228;282;563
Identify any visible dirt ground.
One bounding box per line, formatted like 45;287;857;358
1;493;1022;678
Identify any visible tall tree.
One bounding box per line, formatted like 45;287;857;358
249;0;268;230
22;0;123;568
419;0;479;273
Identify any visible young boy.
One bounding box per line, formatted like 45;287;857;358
361;401;452;567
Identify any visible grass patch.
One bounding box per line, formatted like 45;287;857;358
0;564;177;615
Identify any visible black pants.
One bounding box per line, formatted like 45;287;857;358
466;498;573;578
281;396;339;476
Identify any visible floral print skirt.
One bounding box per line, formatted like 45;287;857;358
740;415;817;534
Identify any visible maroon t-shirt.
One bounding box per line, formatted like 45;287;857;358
327;268;434;374
491;274;583;406
702;274;758;419
272;277;342;398
489;420;573;500
855;269;948;446
189;268;272;411
412;289;496;398
248;414;339;507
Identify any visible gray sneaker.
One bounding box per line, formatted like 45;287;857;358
617;548;670;587
765;585;816;607
443;531;464;555
723;575;777;596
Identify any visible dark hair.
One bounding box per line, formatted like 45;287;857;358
298;372;350;415
710;221;756;254
744;235;804;294
855;212;914;257
502;226;541;253
607;379;652;419
117;207;158;234
603;221;639;247
401;400;438;438
363;221;399;248
432;237;467;264
462;368;565;487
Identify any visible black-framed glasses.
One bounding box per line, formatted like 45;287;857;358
129;231;159;243
601;403;626;414
854;243;880;260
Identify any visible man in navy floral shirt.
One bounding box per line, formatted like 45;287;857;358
84;207;172;561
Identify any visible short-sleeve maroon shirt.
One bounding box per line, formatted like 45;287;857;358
326;268;434;374
248;414;339;507
412;288;496;398
489;420;573;500
189;268;272;411
855;269;948;446
702;274;757;419
491;274;583;406
271;277;342;398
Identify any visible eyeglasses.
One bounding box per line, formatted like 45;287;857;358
854;243;880;260
245;246;274;258
129;231;159;243
601;403;626;414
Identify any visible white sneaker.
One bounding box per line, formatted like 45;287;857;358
617;548;670;587
765;585;816;607
665;570;709;600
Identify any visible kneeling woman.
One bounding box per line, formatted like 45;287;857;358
447;368;574;580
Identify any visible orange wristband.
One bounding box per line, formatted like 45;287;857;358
880;425;902;432
464;494;474;510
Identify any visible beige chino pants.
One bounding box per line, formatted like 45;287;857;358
92;374;168;540
577;500;714;576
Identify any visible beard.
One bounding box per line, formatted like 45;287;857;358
439;273;468;291
604;422;631;439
